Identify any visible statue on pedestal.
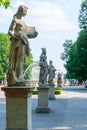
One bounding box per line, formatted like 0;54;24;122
57;71;62;87
7;5;38;86
48;60;56;86
39;48;49;85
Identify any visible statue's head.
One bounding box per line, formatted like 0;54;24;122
41;48;46;54
49;60;52;64
17;5;28;17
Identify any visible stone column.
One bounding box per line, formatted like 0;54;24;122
49;85;55;100
36;85;50;113
1;87;34;130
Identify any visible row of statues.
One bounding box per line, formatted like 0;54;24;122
39;48;62;87
6;5;62;87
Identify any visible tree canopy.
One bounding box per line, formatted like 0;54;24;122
64;30;87;82
79;0;87;29
0;33;10;79
61;0;87;82
0;0;11;8
61;40;73;61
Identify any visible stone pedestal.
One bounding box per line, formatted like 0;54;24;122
57;82;62;88
36;85;50;113
49;85;55;100
1;86;34;130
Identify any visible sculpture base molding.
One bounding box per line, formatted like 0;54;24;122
36;107;50;113
5;128;29;130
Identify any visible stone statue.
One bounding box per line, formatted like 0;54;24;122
48;60;56;86
7;5;38;86
39;48;49;85
57;71;62;87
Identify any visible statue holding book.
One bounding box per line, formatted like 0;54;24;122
7;5;38;86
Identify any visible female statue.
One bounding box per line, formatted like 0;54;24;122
48;60;56;86
7;5;38;86
39;48;49;85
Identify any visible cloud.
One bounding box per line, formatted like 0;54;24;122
28;1;75;31
0;9;13;24
0;0;77;32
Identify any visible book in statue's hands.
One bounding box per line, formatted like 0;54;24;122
26;26;38;38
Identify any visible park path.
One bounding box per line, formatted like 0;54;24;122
0;86;87;130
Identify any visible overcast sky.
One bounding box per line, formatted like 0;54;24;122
0;0;82;73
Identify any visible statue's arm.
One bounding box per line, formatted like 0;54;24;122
8;18;16;37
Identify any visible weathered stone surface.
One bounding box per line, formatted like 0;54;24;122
36;86;50;113
1;86;34;130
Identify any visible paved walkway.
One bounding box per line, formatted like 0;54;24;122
0;86;87;130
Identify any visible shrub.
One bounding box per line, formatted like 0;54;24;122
32;87;62;95
32;89;38;94
54;87;62;95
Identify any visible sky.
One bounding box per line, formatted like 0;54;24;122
0;0;83;73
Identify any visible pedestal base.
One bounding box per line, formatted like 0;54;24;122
49;85;56;100
5;128;27;130
49;96;55;100
1;86;34;130
36;85;50;113
36;107;50;113
57;83;62;88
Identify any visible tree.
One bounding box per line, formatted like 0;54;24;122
61;40;73;61
61;40;79;79
64;42;81;80
0;33;10;79
79;0;87;29
0;0;11;8
75;29;87;81
62;29;87;82
61;0;87;82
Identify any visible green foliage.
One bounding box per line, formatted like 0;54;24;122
54;87;62;95
23;50;33;79
62;29;87;82
64;42;79;79
0;0;11;8
32;89;38;94
32;87;62;95
61;0;87;82
79;0;87;29
0;33;10;79
75;29;87;81
61;40;73;61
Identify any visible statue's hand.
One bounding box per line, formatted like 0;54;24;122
8;31;14;37
34;31;38;37
27;30;38;38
